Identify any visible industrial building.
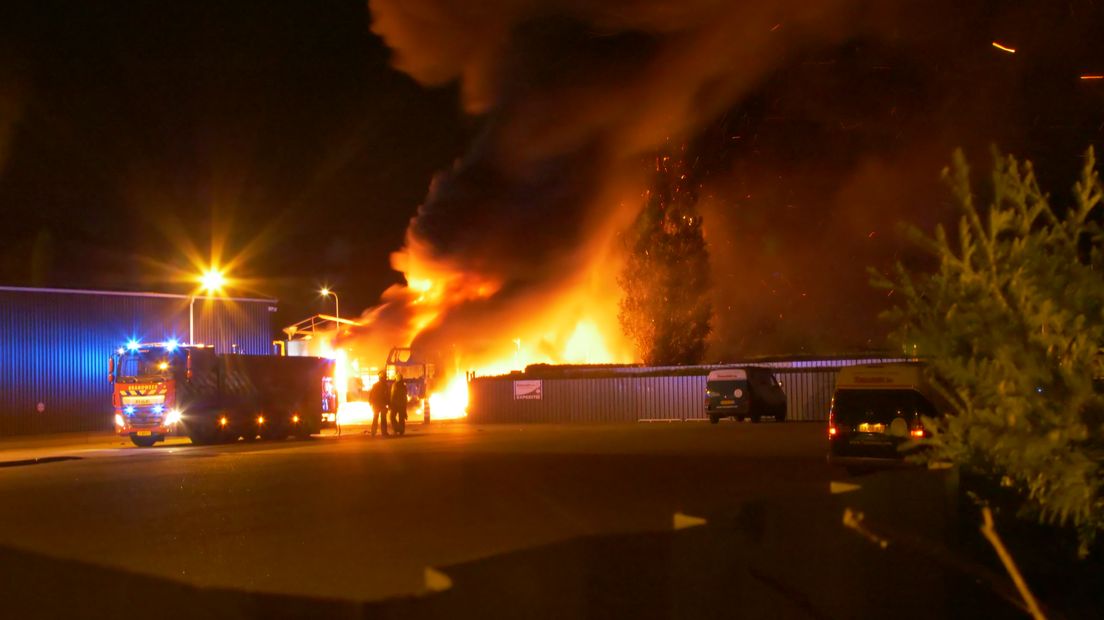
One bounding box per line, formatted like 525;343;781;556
0;286;277;437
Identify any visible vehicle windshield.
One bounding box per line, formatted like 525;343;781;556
117;353;172;380
390;365;425;380
833;389;935;424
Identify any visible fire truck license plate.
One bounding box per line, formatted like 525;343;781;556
136;431;153;436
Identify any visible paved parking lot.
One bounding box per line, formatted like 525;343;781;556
0;422;1019;618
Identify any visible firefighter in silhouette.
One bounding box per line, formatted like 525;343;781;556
369;371;390;437
390;372;408;436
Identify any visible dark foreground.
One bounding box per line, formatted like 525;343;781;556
0;423;1077;618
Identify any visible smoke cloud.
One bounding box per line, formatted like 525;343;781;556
360;0;908;365
358;0;1102;366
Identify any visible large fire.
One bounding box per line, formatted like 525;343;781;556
328;205;637;425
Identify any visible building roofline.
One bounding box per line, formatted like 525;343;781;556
0;285;277;304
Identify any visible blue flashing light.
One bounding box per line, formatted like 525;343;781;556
124;406;135;415
165;339;179;352
126;339;140;351
152;405;164;414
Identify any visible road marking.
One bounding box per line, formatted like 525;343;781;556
830;481;861;494
673;511;707;530
424;567;453;592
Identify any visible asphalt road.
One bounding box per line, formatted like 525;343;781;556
0;422;1022;619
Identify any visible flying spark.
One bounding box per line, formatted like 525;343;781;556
991;42;1016;54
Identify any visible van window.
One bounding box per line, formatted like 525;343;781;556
833;389;934;425
706;380;745;396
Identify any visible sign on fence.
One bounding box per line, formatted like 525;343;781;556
513;380;543;400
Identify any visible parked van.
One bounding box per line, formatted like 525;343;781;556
827;363;941;465
705;367;787;423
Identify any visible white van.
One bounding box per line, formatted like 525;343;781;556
827;363;942;465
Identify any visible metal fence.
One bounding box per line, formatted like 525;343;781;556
468;363;876;424
0;286;277;437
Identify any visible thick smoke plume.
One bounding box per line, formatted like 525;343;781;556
349;0;910;371
353;0;1102;369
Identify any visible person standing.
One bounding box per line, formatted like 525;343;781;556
369;371;390;437
390;372;408;436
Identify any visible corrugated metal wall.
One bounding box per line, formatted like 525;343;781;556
468;365;873;424
0;287;276;436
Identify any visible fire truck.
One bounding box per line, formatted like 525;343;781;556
110;340;336;447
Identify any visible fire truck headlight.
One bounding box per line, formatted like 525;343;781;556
124;406;135;415
163;409;182;426
114;414;125;428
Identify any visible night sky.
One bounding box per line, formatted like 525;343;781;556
0;1;467;327
2;1;1103;355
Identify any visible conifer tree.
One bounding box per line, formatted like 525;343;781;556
619;151;712;365
875;148;1104;554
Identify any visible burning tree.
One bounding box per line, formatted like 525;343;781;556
618;151;712;365
875;148;1104;554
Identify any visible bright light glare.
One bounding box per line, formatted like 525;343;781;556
200;269;226;292
164;409;182;426
428;375;470;420
152;405;164;414
158;362;169;371
336;401;374;425
114;414;125;427
126;339;140;351
320;287;331;296
165;339;178;352
124;406;136;415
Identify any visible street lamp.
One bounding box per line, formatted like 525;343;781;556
321;287;340;323
190;269;226;345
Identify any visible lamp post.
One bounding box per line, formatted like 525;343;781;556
321;287;340;323
190;269;226;345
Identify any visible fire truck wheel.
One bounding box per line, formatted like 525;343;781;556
260;422;286;441
188;428;217;446
130;434;159;448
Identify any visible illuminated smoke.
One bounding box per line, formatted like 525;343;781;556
351;0;1102;372
347;0;907;371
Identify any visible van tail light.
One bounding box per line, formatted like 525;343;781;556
828;425;838;438
910;427;926;438
828;407;838;438
186;351;193;381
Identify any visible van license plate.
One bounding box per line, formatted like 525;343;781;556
857;423;886;433
720;399;735;405
136;431;153;437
